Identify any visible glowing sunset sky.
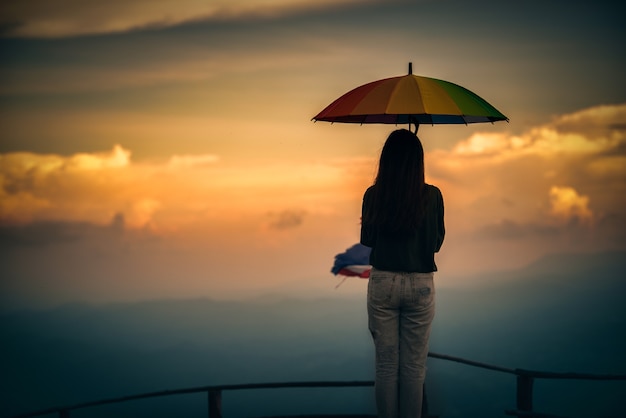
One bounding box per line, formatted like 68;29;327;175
1;0;625;308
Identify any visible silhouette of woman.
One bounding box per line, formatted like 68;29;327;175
361;129;445;418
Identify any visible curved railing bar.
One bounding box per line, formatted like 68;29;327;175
9;381;375;418
427;352;626;380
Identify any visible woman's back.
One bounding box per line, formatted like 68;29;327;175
361;183;444;272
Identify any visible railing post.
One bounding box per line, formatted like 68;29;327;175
516;375;534;412
208;389;222;418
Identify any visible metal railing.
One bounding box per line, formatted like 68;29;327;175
426;352;626;417
9;351;626;418
9;381;375;418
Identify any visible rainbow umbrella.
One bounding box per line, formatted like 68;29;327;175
313;63;508;132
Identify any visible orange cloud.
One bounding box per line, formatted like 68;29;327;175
265;209;307;230
69;145;131;170
0;145;133;224
451;104;626;160
167;154;220;169
549;186;593;224
0;144;365;233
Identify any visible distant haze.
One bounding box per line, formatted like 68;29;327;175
2;251;625;417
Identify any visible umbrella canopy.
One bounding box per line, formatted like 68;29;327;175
313;63;508;128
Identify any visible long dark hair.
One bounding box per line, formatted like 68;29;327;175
363;129;427;234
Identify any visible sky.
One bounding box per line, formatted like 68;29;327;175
1;0;625;309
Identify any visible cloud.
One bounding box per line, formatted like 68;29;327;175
167;154;220;169
473;186;595;241
69;145;131;170
0;0;366;38
477;219;559;240
266;209;307;230
550;104;626;136
549;186;593;224
0;212;129;249
434;103;626;196
0;145;138;225
0;220;107;248
130;198;161;227
0;23;347;98
0;144;363;233
451;104;626;160
0;144;129;179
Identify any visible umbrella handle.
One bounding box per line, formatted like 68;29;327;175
409;117;420;134
408;63;419;134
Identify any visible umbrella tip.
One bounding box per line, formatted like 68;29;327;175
408;62;412;75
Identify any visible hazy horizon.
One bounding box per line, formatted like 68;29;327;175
2;245;624;311
3;249;625;417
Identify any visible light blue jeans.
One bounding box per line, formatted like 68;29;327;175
367;268;435;418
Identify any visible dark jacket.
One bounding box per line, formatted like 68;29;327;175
360;184;445;272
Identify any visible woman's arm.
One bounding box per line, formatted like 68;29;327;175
434;187;445;253
360;188;376;248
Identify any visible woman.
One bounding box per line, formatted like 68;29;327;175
361;129;445;418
